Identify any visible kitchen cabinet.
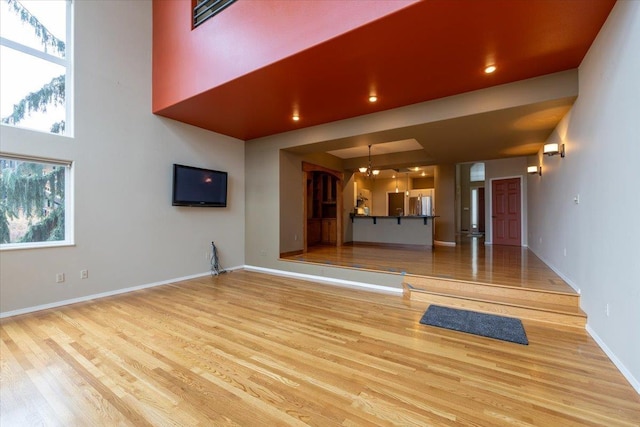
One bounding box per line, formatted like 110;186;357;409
308;171;338;246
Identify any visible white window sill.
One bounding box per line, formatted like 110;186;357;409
0;241;75;251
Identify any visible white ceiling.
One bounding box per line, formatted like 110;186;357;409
327;139;423;159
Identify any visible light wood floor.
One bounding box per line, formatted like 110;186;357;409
285;236;573;294
2;270;639;426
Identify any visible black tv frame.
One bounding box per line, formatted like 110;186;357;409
172;164;228;207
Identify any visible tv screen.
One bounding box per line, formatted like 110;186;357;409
172;164;228;207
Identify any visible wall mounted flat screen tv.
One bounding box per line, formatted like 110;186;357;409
172;164;228;207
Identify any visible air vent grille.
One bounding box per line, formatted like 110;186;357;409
194;0;236;28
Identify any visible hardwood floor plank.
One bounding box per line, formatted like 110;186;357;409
285;238;576;294
1;270;639;426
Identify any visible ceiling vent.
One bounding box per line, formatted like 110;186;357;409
194;0;236;28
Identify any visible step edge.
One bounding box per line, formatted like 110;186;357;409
403;274;578;297
413;295;586;328
409;288;587;318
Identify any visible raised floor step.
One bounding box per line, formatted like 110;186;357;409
403;275;586;328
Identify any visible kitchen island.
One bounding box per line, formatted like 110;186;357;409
350;214;436;247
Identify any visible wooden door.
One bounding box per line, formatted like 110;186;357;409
388;193;404;216
492;178;521;246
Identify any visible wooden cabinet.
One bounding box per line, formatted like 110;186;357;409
308;219;322;245
321;219;336;244
303;164;342;248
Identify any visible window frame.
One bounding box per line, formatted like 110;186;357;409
0;153;74;251
0;0;73;136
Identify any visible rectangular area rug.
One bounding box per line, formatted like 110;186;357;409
420;305;528;345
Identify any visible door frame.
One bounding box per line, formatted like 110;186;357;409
487;175;524;246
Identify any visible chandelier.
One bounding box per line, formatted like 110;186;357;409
359;145;380;177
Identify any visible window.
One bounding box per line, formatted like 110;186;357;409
193;0;236;28
470;162;485;182
0;0;72;135
0;155;73;249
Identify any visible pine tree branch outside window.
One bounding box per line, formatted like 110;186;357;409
0;0;73;248
0;0;71;135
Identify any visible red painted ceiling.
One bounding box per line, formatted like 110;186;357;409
153;0;615;141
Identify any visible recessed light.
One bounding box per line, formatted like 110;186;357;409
369;95;378;103
484;65;497;74
292;114;300;121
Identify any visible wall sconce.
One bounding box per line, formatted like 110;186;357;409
544;143;565;157
527;165;542;176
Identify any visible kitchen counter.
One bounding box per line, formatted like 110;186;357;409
350;214;437;246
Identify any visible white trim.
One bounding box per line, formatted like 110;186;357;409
244;265;403;295
0;156;74;250
0;37;67;67
0;241;75;252
487;175;525;246
0;152;72;166
586;324;640;395
65;0;74;136
434;240;456;247
0;267;239;319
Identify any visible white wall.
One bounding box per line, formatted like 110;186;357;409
0;1;245;315
528;1;640;391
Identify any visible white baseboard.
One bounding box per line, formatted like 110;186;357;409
527;248;638;395
527;247;581;294
244;265;402;295
586;324;640;395
0;266;240;319
434;240;456;247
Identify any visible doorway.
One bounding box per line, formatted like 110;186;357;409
491;178;521;246
388;192;405;216
470;187;485;233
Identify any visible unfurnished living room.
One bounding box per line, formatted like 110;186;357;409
1;0;639;425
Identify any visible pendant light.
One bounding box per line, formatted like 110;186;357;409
359;145;380;178
405;172;410;196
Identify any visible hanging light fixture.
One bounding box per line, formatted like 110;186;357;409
395;174;399;193
359;145;380;178
405;172;410;196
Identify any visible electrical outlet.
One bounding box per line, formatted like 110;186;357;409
606;303;610;317
563;248;567;257
574;194;580;204
294;234;298;241
80;269;88;279
56;273;65;283
205;251;210;261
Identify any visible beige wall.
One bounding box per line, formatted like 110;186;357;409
434;164;456;244
528;1;640;390
413;177;434;189
279;151;344;254
247;72;578;288
0;1;245;314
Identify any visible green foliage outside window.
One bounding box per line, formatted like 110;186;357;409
0;159;66;244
